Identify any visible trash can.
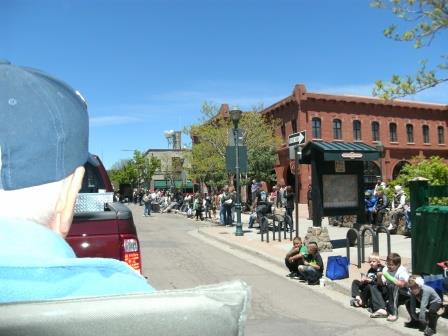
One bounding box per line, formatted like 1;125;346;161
413;205;448;275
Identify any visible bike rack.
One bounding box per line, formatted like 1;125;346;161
375;225;391;258
360;227;377;263
346;228;361;268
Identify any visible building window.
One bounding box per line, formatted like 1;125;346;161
291;119;297;133
333;119;342;140
372;122;380;141
438;126;445;144
389;123;397;142
406;124;414;143
423;125;430;144
353;120;361;141
312;117;321;139
281;123;286;143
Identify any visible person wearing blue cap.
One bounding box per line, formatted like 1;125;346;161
0;61;155;303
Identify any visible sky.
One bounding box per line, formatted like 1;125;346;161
3;0;447;169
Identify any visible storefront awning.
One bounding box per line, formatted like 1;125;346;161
300;141;381;163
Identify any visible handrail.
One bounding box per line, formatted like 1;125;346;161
346;228;361;268
375;225;391;258
360;227;377;263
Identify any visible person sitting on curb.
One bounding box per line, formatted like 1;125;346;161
370;252;410;321
350;253;383;308
405;275;442;336
285;237;308;278
297;242;324;285
0;61;155;303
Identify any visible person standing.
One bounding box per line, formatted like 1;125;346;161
142;190;151;217
307;184;312;220
285;186;295;226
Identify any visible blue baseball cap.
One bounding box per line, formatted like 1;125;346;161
0;60;89;190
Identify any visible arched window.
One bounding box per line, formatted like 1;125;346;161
438;126;445;144
312;117;321;139
333;119;342;140
406;124;414;143
422;125;430;144
371;122;380;141
353;120;361;141
389;123;397;142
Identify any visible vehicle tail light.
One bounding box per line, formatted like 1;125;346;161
120;235;142;274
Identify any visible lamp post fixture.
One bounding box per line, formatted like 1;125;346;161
229;108;244;236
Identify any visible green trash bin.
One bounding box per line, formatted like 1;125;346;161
413;205;448;275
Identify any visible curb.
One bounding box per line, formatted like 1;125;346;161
196;225;448;334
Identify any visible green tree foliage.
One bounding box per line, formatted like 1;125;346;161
390;155;448;203
371;0;448;99
109;150;161;188
188;102;280;189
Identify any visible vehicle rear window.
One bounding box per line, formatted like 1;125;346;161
80;162;106;193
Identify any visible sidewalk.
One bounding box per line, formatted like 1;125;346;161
189;207;447;332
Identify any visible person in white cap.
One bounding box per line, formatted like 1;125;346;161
387;185;407;232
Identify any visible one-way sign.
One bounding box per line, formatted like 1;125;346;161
288;131;306;146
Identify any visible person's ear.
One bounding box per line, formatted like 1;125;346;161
50;166;85;237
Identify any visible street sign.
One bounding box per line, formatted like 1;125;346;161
288;131;306;146
289;146;302;161
226;146;248;173
228;128;245;146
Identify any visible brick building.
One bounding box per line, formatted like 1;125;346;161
261;84;448;203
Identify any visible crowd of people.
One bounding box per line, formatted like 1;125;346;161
365;176;411;236
129;179;300;233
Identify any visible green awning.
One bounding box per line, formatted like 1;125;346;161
153;180;194;189
300;141;381;163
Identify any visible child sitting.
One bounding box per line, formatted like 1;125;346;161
285;237;308;278
297;242;324;285
350;253;383;308
370;252;410;321
405;275;442;336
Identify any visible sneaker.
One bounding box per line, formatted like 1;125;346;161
424;327;435;336
286;272;296;278
307;279;319;285
404;320;420;329
370;309;388;318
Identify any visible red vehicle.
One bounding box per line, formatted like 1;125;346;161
66;155;142;273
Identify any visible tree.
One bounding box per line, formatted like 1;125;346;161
389;155;448;204
109;151;161;189
371;0;448;99
187;102;281;190
394;155;448;185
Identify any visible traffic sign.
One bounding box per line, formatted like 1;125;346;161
228;128;245;146
288;131;306;146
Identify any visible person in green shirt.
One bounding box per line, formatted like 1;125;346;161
298;242;324;285
285;237;308;278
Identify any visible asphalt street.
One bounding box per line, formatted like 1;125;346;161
131;205;419;336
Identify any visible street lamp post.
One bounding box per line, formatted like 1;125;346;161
229;108;244;237
375;141;385;180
